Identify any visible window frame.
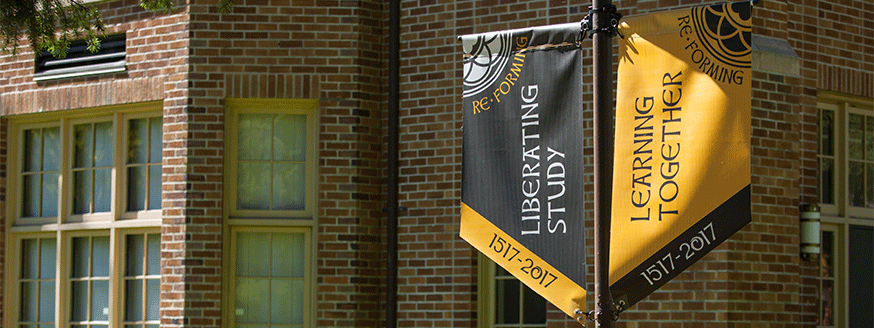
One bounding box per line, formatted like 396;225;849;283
118;229;162;328
4;102;163;328
817;224;844;328
224;98;318;220
64;231;114;328
226;226;313;328
67;115;118;223
816;92;874;328
9;232;60;328
478;254;548;328
223;98;319;328
817;93;874;219
120;112;164;220
15;121;64;226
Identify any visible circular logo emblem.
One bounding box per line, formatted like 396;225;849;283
462;33;512;98
692;2;752;68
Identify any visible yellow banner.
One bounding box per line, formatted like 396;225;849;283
461;203;587;320
610;2;752;308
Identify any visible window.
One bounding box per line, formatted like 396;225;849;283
72;121;114;216
70;235;111;327
226;98;317;218
818;96;874;218
480;258;547;328
123;233;161;328
19;236;57;328
225;98;318;328
7;103;162;328
230;228;310;328
818;226;839;327
816;94;873;328
125;116;163;214
22;126;60;219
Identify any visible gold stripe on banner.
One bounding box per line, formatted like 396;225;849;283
460;203;587;319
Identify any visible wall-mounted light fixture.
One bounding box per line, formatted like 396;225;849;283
800;203;820;262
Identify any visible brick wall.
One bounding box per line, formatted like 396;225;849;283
396;1;593;327
187;0;387;326
0;1;190;327
788;1;874;327
0;0;869;327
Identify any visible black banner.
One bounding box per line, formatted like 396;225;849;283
460;23;587;318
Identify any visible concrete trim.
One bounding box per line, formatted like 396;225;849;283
752;35;800;77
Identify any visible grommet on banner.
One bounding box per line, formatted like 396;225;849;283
575;309;596;326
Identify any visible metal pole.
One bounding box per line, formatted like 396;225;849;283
591;0;615;326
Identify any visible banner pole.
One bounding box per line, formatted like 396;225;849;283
591;0;616;326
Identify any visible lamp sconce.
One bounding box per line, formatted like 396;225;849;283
800;203;820;262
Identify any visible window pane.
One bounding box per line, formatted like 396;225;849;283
127;234;145;276
92;236;110;277
22;239;38;279
866;116;873;161
238;163;271;210
24;129;41;172
94;121;113;167
273;163;305;211
128;166;147;211
238;114;272;161
149;117;162;164
849;113;864;160
147;234;160;276
271;279;304;324
94;168;111;213
821;279;835;326
848;225;873;328
23;174;40;217
849;161;865;207
74;124;93;168
819;158;834;205
125;280;143;321
235;278;270;324
821;231;834;278
236;232;270;277
819;109;834;156
146;279;159;320
148;165;162;210
41;173;58;217
39;281;55;322
71;281;88;321
273;114;306;162
867;163;874;209
72;237;89;278
20;281;37;321
495;279;520;324
40;238;56;279
129;118;148;164
74;171;92;214
272;233;305;278
522;284;547;324
42;127;60;171
91;280;109;321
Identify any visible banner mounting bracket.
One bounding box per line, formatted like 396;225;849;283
581;4;624;40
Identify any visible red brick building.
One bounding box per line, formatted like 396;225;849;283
0;0;870;327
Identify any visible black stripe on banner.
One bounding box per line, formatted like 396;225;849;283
610;184;751;310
